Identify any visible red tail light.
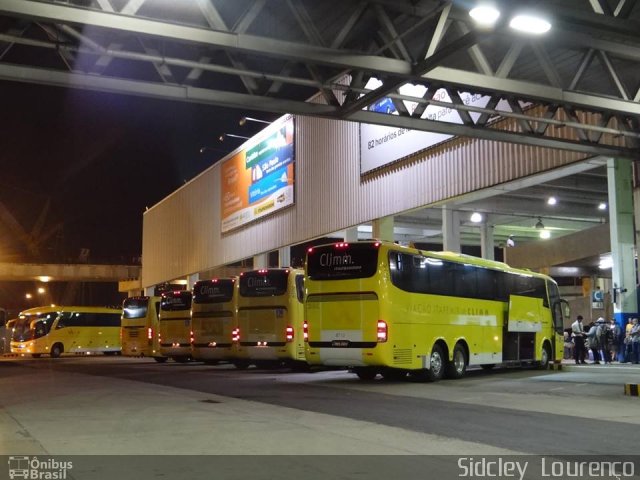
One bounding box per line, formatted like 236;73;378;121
285;326;294;342
232;328;240;343
147;328;153;340
190;330;195;345
303;321;309;342
377;320;387;343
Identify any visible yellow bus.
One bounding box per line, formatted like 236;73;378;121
121;296;167;362
10;306;121;358
304;241;567;381
191;278;237;364
158;290;193;363
234;268;306;369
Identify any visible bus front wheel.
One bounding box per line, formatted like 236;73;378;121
539;343;552;370
445;344;467;379
50;343;63;358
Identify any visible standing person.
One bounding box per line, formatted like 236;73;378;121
624;318;635;363
631;318;640;364
609;319;621;363
586;320;601;364
571;315;586;364
596;318;611;364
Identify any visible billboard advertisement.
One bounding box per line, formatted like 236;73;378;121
360;87;515;174
221;117;295;233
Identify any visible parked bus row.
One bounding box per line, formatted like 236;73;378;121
122;240;569;381
121;268;306;370
8;241;569;381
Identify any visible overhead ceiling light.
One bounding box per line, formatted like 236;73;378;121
598;202;607;210
547;196;557;206
469;5;501;26
470;212;483;223
599;255;613;270
509;14;551;34
539;230;551;239
535;217;544;229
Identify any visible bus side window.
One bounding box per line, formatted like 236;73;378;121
34;322;46;338
295;274;305;303
55;313;70;329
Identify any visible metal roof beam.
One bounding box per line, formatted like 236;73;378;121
423;67;640;117
0;62;636;159
0;0;411;75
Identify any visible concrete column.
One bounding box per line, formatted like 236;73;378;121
372;216;394;242
607;157;638;330
144;286;154;296
187;273;199;290
479;220;495;260
278;247;291;267
344;226;359;242
442;205;461;252
253;253;268;269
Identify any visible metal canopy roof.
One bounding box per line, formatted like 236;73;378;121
1;0;640;157
0;0;636;275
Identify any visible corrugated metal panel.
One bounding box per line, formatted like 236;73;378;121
142;112;592;287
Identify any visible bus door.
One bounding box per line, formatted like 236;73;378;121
504;295;542;361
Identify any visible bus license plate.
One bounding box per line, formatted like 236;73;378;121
331;340;350;347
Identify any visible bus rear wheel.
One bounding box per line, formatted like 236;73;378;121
50;343;63;358
381;368;407;381
353;367;378;380
445;344;467;379
412;344;445;382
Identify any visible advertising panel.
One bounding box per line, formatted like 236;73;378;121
221;117;295;233
360;87;515;174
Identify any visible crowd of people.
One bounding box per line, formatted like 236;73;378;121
564;315;640;364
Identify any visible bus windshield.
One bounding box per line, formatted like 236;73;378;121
161;291;192;311
239;270;289;297
193;279;235;303
123;298;149;319
11;313;57;341
306;242;379;280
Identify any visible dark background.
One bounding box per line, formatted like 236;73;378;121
0;80;274;313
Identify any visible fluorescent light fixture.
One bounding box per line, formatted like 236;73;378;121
469;6;501;26
38;276;52;282
509;14;551;34
547;196;557;206
470;212;483;223
598;202;607;210
599;255;613;270
539;230;551;239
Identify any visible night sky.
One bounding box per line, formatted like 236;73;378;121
0;80;275;311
